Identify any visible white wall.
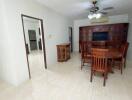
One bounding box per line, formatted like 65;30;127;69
127;14;132;62
73;14;129;52
0;0;73;86
0;1;4;80
0;0;18;84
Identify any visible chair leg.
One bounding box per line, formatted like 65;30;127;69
111;59;114;68
90;71;93;82
121;63;123;74
81;60;83;70
103;73;107;86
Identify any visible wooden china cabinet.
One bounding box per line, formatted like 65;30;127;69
79;23;129;52
56;43;70;62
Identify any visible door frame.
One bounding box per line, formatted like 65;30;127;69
21;14;47;79
69;27;73;52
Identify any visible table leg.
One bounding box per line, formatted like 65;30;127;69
108;59;114;73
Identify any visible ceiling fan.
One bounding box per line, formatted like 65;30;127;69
88;0;114;19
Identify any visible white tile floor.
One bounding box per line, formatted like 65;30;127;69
28;50;45;78
0;53;132;100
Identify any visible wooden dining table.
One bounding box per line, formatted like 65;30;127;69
106;48;122;58
92;46;123;58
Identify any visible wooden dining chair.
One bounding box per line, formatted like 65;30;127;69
123;42;129;68
80;41;92;70
90;48;109;86
114;42;129;74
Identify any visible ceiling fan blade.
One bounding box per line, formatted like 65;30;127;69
99;11;108;15
103;7;114;10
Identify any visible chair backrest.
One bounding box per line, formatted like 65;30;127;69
91;48;109;71
120;42;129;58
80;41;92;59
124;42;129;58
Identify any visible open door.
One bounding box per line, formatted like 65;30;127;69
69;27;73;52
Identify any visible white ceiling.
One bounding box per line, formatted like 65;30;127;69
34;0;132;20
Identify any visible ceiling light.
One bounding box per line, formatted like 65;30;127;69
88;13;102;19
88;14;93;19
93;14;97;18
96;13;102;19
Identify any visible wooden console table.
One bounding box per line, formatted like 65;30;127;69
56;43;70;62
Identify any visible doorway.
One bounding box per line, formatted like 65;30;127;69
69;27;73;52
28;30;38;50
21;14;47;79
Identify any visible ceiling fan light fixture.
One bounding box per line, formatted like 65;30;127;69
88;14;93;19
87;0;110;20
88;13;102;19
96;13;102;19
93;13;97;18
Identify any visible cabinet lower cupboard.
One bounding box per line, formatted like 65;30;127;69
56;43;70;62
